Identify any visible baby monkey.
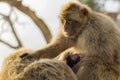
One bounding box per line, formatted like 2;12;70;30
66;54;81;68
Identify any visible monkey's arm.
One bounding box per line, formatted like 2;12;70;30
35;34;74;59
23;32;75;59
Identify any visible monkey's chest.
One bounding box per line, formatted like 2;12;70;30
76;35;87;52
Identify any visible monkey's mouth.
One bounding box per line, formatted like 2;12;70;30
63;22;74;35
64;31;73;36
63;29;75;38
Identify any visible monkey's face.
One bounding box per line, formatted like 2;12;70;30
59;2;90;38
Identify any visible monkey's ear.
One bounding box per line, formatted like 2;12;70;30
80;8;88;16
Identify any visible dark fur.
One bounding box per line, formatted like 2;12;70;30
66;54;80;68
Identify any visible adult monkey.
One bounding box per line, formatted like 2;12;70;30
21;1;87;59
22;1;120;79
58;1;120;80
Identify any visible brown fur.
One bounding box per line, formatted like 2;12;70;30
0;48;35;80
23;1;89;59
21;1;120;79
59;1;120;80
16;59;77;80
0;48;77;80
55;47;80;61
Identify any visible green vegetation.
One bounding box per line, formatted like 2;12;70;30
79;0;101;11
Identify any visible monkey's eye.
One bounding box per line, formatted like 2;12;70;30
67;19;73;23
68;19;78;24
68;20;72;22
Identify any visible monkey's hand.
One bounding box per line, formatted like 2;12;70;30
19;53;38;60
57;51;82;61
19;53;29;58
56;52;73;61
19;52;36;60
19;50;47;60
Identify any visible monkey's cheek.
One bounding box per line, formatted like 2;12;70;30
63;30;72;36
62;30;69;37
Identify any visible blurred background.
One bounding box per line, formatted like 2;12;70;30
0;0;120;69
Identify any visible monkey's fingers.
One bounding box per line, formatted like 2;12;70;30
19;53;33;60
19;53;29;58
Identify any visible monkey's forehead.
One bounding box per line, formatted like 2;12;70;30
60;1;92;16
61;1;81;12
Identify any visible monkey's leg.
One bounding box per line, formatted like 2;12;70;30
76;57;118;80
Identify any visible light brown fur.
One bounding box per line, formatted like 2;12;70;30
0;48;77;80
16;59;77;80
0;48;35;80
19;1;120;80
23;1;89;59
59;1;120;80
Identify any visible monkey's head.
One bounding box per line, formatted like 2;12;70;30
59;1;92;38
66;54;81;68
66;54;84;74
